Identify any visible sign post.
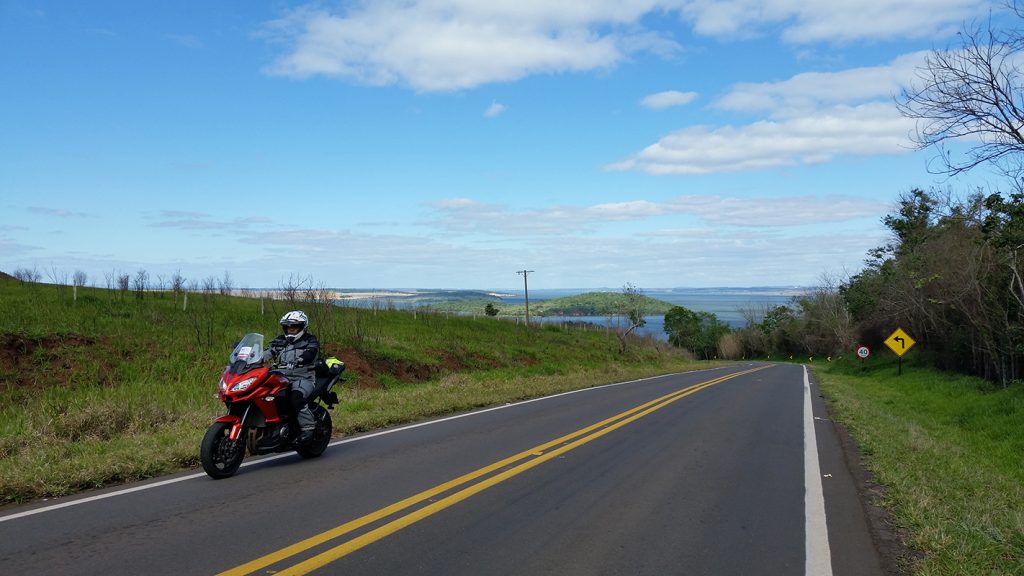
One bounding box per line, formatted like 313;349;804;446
883;328;916;375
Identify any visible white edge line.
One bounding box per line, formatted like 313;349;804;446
0;365;736;524
804;365;834;576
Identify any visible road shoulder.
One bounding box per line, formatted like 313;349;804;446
806;367;913;576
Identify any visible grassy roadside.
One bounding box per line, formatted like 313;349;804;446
813;357;1024;575
0;278;703;504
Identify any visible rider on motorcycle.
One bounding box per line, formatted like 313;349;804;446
267;310;320;443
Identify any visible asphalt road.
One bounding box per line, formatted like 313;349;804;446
0;363;886;575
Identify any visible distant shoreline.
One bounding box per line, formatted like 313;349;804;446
326;287;810;297
332;291;416;300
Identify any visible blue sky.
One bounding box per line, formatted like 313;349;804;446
0;1;1009;290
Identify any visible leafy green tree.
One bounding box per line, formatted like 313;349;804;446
484;303;499;317
759;305;801;355
664;306;730;360
842;189;1024;385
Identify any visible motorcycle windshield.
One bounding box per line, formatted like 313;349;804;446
229;333;265;373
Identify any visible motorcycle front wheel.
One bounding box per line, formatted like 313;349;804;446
296;407;332;459
201;421;245;479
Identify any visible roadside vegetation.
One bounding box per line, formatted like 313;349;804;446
665;186;1023;384
0;275;697;504
813;356;1024;575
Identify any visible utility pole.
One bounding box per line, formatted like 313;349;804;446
516;269;534;326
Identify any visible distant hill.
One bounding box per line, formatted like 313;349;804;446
427;291;675;317
531;292;674;316
335;289;503;308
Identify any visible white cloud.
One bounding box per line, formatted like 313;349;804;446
664;195;887;226
485;226;881;288
484;101;508;118
610;51;931;175
641;90;698;110
587;195;886;227
242;220;880;288
261;2;680;91
639;227;715;238
680;0;984;43
780;0;982;43
608;103;915;175
150;211;272;231
426;198;585;236
27;207;91;218
261;1;987;91
428;193;885;238
4;197;884;289
714;52;929;117
586;200;666;220
412;195;885;285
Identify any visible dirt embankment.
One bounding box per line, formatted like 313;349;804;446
0;333;495;391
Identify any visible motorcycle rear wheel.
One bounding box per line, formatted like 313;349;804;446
296;407;332;459
201;421;245;479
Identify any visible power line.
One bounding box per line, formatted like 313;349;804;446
516;268;532;323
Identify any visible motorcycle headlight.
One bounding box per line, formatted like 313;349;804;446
230;377;258;392
218;378;228;393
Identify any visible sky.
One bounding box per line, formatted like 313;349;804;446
0;0;1013;290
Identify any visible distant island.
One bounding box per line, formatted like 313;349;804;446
356;290;677;317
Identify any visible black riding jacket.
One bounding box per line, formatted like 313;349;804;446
267;332;320;392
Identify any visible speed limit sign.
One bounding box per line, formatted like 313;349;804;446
856;346;870;359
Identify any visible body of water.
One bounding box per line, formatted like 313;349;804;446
336;287;806;341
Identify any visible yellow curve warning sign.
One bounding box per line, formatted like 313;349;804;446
884;328;916;357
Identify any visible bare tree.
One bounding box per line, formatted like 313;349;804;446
72;270;88;288
303;281;341;347
218;270;234;296
279;274;312;306
897;9;1024;183
45;265;69;286
132;269;149;299
201;275;217;294
614;283;648;352
13;267;41;283
170;270;186;294
795;273;857;356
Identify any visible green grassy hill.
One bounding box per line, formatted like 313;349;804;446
0;277;695;503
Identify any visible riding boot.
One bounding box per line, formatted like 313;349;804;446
297;404;315;443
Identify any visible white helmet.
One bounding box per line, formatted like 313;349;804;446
280;310;309;342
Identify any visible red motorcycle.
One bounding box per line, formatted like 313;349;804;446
200;333;345;479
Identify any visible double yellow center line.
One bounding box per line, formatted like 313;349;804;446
219;364;770;576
